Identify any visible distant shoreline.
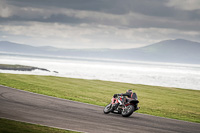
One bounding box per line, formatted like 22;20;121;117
0;64;50;72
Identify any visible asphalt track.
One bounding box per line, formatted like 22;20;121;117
0;85;199;133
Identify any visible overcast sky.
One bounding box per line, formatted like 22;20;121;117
0;0;200;49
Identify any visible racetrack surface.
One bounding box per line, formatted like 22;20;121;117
0;85;199;133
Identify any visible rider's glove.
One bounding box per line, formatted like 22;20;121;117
113;94;118;98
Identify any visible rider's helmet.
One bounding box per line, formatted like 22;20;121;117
126;89;133;93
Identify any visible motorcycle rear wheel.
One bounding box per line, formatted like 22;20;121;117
121;105;134;117
103;103;112;114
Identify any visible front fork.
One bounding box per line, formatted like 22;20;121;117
111;98;119;110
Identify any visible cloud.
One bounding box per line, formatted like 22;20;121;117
0;0;13;18
1;3;200;32
1;21;199;49
0;0;200;49
166;0;200;11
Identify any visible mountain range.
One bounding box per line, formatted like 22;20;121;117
0;39;200;64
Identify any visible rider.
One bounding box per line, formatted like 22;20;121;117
113;89;139;110
113;89;136;99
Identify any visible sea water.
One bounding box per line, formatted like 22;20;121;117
0;53;200;90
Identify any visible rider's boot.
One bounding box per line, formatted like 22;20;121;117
135;107;140;110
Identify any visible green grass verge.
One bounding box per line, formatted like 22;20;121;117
0;73;199;123
0;118;79;133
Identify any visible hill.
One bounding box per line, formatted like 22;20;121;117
0;39;200;64
137;39;200;63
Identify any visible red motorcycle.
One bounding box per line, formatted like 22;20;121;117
103;93;139;117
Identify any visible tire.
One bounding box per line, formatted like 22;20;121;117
103;103;112;114
121;105;134;117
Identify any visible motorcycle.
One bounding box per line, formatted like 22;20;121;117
103;93;139;117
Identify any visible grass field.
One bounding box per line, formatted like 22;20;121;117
0;73;199;123
0;118;79;133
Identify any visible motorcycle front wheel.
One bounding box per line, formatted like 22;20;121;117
103;103;112;114
121;105;135;117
